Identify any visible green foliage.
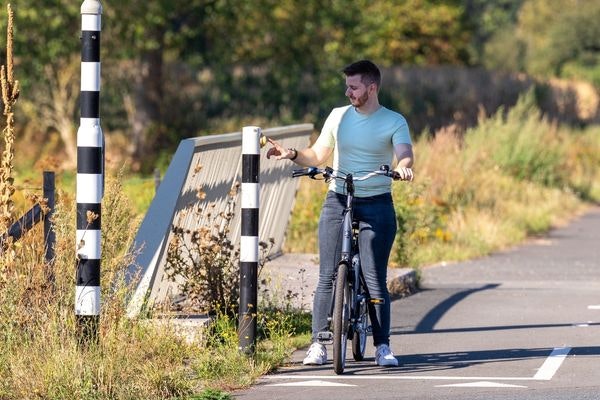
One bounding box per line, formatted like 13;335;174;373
3;0;481;171
193;307;309;390
392;180;449;267
7;0;600;173
192;388;233;400
359;0;471;66
481;0;600;85
3;0;79;92
482;28;525;72
284;177;326;253
467;0;524;66
472;90;567;186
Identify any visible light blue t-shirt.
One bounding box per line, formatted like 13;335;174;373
314;105;411;197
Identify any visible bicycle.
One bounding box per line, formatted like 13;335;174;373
292;164;398;374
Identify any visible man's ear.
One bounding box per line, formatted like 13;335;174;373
369;83;378;94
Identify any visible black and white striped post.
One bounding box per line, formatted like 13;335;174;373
76;0;103;339
239;126;261;354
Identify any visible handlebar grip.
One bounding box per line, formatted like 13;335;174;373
292;168;309;178
292;167;320;178
378;165;402;179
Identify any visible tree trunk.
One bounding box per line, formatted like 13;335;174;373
128;47;164;171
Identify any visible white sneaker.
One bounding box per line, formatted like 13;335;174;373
375;344;399;367
303;343;327;365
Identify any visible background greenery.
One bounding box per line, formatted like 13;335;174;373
2;0;600;174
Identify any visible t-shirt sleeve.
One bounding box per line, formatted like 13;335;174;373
392;116;412;146
314;108;342;149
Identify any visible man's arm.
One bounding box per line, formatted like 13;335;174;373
392;143;414;181
266;137;333;167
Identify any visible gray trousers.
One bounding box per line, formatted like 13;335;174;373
312;190;397;347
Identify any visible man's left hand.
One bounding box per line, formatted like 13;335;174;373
391;167;414;181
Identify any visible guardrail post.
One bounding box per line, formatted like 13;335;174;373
239;126;260;354
76;0;103;341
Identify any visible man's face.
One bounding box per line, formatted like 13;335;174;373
345;74;371;108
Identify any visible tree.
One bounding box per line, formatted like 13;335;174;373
102;0;214;170
513;0;600;85
359;0;471;66
464;0;524;66
2;1;80;166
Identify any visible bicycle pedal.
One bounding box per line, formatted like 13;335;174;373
316;331;334;344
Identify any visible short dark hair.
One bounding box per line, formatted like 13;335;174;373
342;60;381;88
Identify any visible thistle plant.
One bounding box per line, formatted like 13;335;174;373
165;182;241;316
165;175;275;318
0;4;20;275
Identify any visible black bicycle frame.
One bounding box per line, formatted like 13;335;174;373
328;174;357;320
339;174;355;265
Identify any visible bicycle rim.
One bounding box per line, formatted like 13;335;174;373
333;263;349;374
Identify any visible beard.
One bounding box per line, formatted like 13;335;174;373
349;91;369;108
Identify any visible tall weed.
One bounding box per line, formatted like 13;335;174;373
468;91;567;187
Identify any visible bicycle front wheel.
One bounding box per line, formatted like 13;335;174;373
332;263;350;375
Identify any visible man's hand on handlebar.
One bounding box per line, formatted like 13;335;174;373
391;167;414;181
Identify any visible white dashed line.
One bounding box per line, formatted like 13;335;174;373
533;347;571;380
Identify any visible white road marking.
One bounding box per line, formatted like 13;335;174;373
435;381;527;388
267;347;571;383
267;375;535;381
533;347;571;380
267;380;356;387
587;305;600;310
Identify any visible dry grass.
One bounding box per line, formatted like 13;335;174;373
286;91;600;269
0;173;204;399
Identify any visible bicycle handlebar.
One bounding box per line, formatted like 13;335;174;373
292;165;397;181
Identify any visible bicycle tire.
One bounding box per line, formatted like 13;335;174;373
352;297;368;361
332;263;350;374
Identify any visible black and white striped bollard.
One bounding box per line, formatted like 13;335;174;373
76;0;103;339
239;126;261;354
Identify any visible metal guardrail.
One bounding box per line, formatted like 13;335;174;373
126;124;313;316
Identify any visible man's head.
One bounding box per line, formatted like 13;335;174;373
343;60;381;89
343;60;381;110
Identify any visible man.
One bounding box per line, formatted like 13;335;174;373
266;60;414;367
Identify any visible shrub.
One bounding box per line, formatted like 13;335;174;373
165;183;241;316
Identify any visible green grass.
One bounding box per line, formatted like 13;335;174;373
121;174;157;215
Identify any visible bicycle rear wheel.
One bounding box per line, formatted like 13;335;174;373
352;297;368;361
332;263;350;374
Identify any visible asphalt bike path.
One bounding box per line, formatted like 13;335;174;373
236;206;600;400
